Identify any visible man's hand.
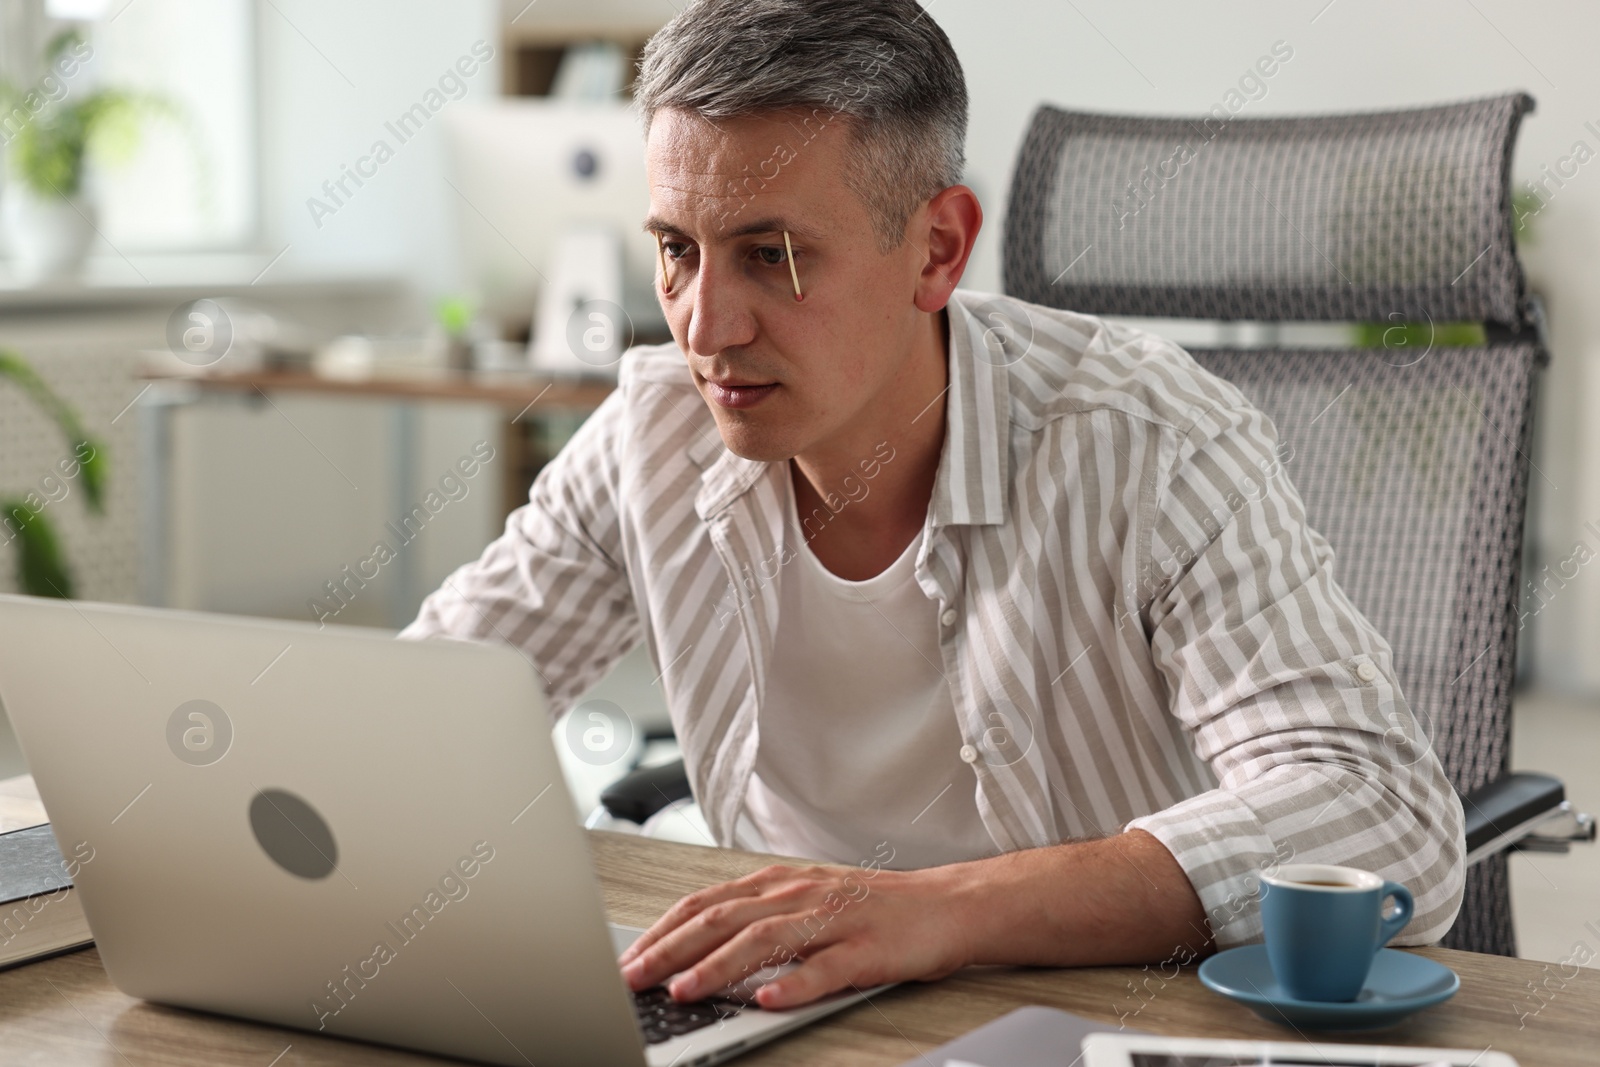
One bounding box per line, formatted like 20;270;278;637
617;861;969;1010
618;830;1212;1010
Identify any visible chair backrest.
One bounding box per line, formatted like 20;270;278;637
1003;94;1542;955
1005;94;1533;326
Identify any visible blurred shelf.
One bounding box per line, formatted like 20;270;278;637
497;0;673;97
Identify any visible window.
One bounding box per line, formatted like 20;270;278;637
2;0;256;252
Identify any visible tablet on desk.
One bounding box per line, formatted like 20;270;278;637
1082;1032;1520;1067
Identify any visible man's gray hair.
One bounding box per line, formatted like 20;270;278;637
635;0;968;252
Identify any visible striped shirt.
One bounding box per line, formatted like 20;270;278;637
400;289;1466;948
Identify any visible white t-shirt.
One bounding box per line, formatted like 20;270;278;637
734;473;999;870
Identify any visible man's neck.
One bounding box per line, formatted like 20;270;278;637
790;309;950;581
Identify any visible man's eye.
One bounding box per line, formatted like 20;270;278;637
755;246;788;266
662;241;692;259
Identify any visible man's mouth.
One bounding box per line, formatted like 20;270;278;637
702;378;779;410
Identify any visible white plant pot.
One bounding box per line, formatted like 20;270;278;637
2;187;97;284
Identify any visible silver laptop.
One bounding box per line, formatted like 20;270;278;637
0;594;878;1067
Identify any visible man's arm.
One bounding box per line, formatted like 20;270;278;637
400;389;641;716
618;828;1208;1009
1127;397;1465;949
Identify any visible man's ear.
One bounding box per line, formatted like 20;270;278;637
913;184;983;313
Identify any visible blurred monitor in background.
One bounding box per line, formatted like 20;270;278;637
443;100;665;377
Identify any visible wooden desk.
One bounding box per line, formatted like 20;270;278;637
138;366;616;414
0;831;1593;1066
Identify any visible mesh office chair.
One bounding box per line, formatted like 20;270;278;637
600;91;1593;956
1003;91;1592;956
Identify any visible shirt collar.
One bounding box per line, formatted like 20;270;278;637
694;291;1013;526
930;293;1012;527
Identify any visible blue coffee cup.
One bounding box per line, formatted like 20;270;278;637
1259;863;1413;1002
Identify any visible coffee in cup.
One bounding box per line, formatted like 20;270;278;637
1259;863;1414;1002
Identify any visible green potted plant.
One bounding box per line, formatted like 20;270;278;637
0;349;106;597
0;30;172;283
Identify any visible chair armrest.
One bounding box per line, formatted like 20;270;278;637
599;758;692;824
1462;771;1568;863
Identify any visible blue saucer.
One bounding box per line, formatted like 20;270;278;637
1198;945;1458;1031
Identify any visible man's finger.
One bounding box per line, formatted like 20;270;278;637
751;941;861;1010
665;911;832;1002
622;889;802;991
616;874;766;968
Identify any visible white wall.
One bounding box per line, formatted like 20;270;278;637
939;0;1600;694
256;0;500;308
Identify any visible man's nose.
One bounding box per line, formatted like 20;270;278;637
685;260;757;357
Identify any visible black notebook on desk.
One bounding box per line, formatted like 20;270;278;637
0;823;93;969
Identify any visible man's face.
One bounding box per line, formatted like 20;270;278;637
645;108;932;462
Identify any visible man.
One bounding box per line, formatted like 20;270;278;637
403;0;1464;1011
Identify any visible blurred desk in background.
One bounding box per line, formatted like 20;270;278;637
135;365;615;624
139;365;615;411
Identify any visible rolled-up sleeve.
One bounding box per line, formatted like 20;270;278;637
399;389;640;721
1124;399;1466;949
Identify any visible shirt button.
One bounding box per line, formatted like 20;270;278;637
959;744;978;764
1355;658;1379;683
940;608;958;627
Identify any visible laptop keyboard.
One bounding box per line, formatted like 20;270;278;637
632;985;746;1045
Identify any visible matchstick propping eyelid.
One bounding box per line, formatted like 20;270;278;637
656;233;674;294
783;230;803;302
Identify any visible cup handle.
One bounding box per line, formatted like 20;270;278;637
1376;881;1414;949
